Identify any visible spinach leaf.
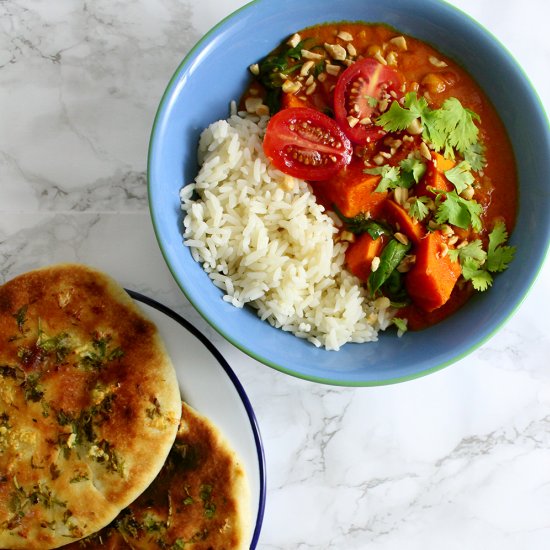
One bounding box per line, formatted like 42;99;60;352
368;239;411;296
382;269;410;306
254;38;316;114
333;205;392;238
257;38;313;90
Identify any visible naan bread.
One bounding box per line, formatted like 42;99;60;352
65;402;251;550
0;264;182;549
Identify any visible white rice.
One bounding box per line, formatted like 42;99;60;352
180;105;394;350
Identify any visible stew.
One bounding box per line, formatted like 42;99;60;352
244;23;517;330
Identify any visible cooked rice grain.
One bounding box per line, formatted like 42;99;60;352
180;110;393;350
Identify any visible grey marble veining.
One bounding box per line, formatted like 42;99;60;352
1;0;200;213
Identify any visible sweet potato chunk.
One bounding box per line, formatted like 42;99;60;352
383;199;426;245
405;231;461;312
318;160;387;218
345;233;386;282
416;151;455;196
281;92;311;110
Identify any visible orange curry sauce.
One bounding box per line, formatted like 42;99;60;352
244;23;518;330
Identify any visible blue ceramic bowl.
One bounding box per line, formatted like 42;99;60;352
148;0;550;386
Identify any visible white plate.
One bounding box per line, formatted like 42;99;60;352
128;290;266;548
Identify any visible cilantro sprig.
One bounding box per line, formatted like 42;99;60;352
408;196;431;221
444;161;475;194
448;220;516;290
365;165;401;193
450;239;487;265
463;142;486;172
376;92;486;170
376;99;419;132
434;190;483;231
486;220;516;272
433;98;482;161
400;156;428;187
365;156;426;193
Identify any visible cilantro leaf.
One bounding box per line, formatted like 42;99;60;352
376;101;418;132
392;317;408;333
444;161;474;194
449;222;515;293
447;248;459;262
463;141;486;171
433;98;480;159
403;92;431;118
435;193;467;228
486;220;516;272
423;113;447;151
449;239;487;265
408;196;431;221
462;257;493;291
487;219;508;247
435;191;483;231
376;92;432;135
399;156;426;187
366;157;426;193
402;93;446;147
365;165;402;192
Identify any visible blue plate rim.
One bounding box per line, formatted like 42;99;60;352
126;289;267;549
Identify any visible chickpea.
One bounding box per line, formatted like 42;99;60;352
421;73;447;94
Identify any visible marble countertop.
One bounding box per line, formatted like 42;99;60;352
1;0;549;548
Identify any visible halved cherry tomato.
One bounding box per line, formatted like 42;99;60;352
334;58;403;145
263;107;352;181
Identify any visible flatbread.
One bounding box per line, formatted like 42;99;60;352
65;402;252;550
0;264;182;549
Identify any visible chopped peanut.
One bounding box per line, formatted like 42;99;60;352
282;80;302;94
287;33;301;48
429;55;448;68
324;43;347;61
337;30;353;41
347;115;359;128
386;51;398;66
245;97;263;114
301;49;324;60
389;35;408;50
326;63;341;76
300;60;315;76
373;51;388;65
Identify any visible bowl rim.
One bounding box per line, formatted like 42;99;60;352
147;0;550;386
